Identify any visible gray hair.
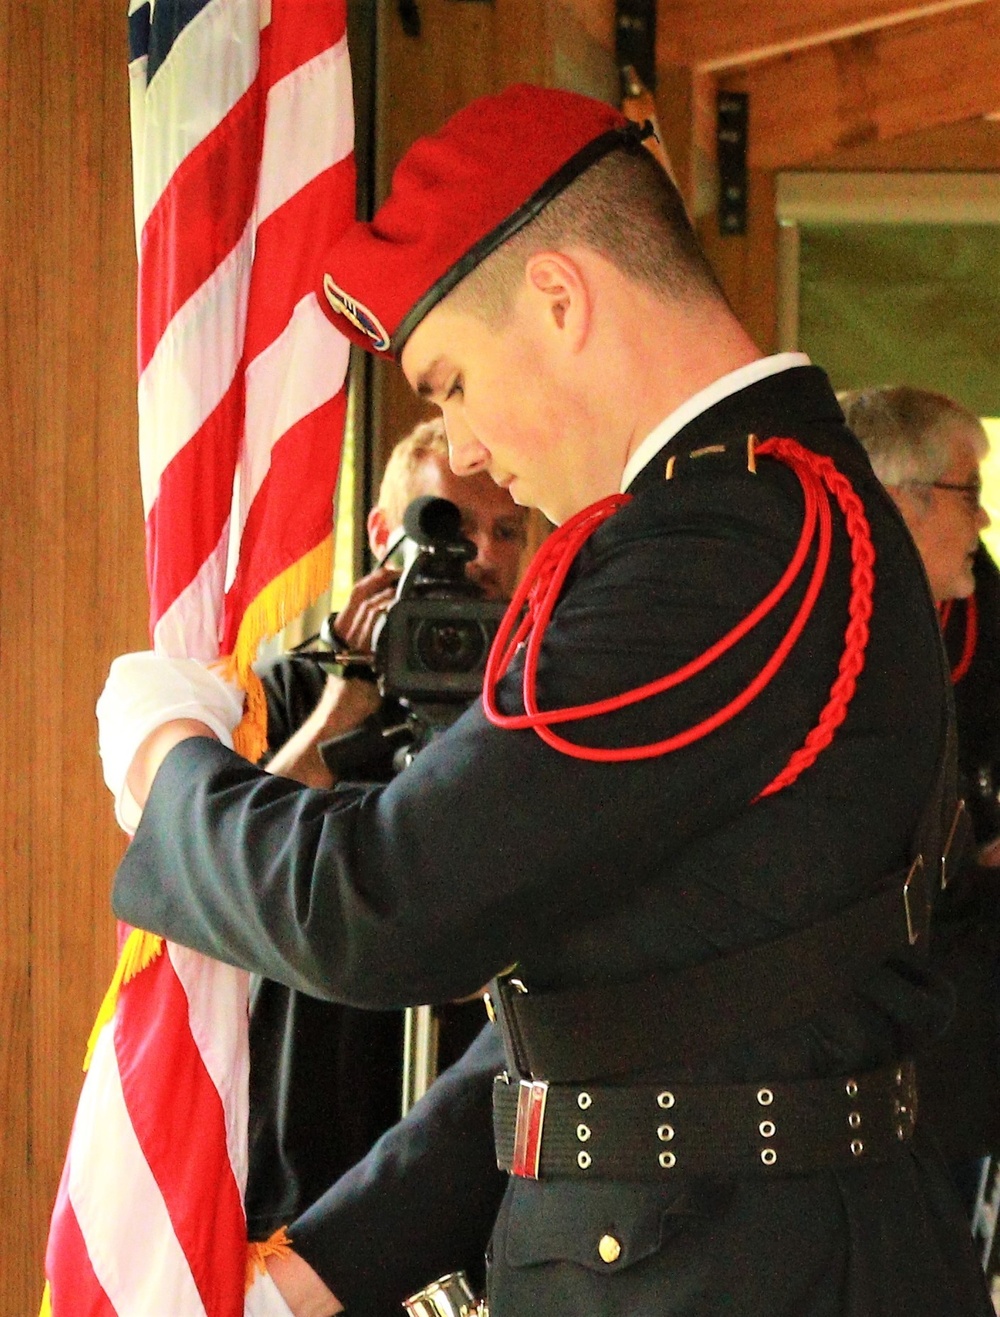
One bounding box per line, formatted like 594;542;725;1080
839;385;987;488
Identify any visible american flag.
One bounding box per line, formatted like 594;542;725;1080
40;2;355;1313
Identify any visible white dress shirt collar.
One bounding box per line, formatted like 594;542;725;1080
619;353;812;493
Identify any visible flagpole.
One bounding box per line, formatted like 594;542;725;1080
401;1004;440;1116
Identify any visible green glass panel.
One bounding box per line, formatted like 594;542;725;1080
798;224;1000;416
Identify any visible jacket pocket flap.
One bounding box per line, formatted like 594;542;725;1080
503;1179;691;1273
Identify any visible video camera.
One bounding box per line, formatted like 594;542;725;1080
303;494;507;771
371;494;507;708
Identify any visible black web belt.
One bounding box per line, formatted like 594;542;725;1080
494;1059;918;1180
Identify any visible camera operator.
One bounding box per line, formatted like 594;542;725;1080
244;417;526;1287
261;417;528;789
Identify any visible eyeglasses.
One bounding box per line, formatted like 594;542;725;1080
910;480;983;513
932;480;984;512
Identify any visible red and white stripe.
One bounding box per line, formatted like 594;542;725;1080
43;2;354;1313
47;949;252;1316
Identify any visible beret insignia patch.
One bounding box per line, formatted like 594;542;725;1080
323;274;391;352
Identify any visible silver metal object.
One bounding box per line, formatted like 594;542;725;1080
401;1005;440;1117
402;1270;485;1317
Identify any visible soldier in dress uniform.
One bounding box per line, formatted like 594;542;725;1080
98;86;993;1315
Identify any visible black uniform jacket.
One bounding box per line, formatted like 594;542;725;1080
949;545;1000;846
919;545;1000;1165
113;367;991;1316
246;657;407;1245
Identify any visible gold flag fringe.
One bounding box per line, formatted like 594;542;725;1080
221;534;334;766
38;1281;52;1317
246;1226;294;1292
83;929;165;1071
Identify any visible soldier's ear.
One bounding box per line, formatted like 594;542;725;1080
368;506;391;557
524;250;590;351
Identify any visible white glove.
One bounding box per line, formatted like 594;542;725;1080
97;652;245;833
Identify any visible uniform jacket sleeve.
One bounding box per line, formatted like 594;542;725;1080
289;1024;507;1314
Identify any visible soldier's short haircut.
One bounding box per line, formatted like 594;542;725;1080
839;385;987;490
376;417;449;530
447;146;727;327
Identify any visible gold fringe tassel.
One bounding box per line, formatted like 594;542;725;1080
230;665;269;766
246;1226;293;1293
221;535;334;765
83;929;165;1071
39;1281;52;1317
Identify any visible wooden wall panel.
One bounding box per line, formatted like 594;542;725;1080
718;0;1000;169
558;0;614;53
546;1;996;75
658;0;989;68
798;112;1000;168
1;3;147;1311
697;166;780;353
517;0;994;77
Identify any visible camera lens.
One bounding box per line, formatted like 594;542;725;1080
412;618;487;674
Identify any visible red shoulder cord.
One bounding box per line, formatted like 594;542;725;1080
482;437;875;800
938;594;978;685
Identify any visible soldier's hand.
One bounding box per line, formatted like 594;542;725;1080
264;1249;343;1316
331;565;400;656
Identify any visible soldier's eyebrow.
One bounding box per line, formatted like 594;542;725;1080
415;357;451;399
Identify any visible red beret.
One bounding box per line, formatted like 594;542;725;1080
319;84;650;359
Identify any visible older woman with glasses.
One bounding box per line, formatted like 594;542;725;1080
840;385;990;603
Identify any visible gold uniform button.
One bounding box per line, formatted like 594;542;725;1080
598;1234;622;1264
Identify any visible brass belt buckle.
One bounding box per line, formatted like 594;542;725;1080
511;1079;549;1179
